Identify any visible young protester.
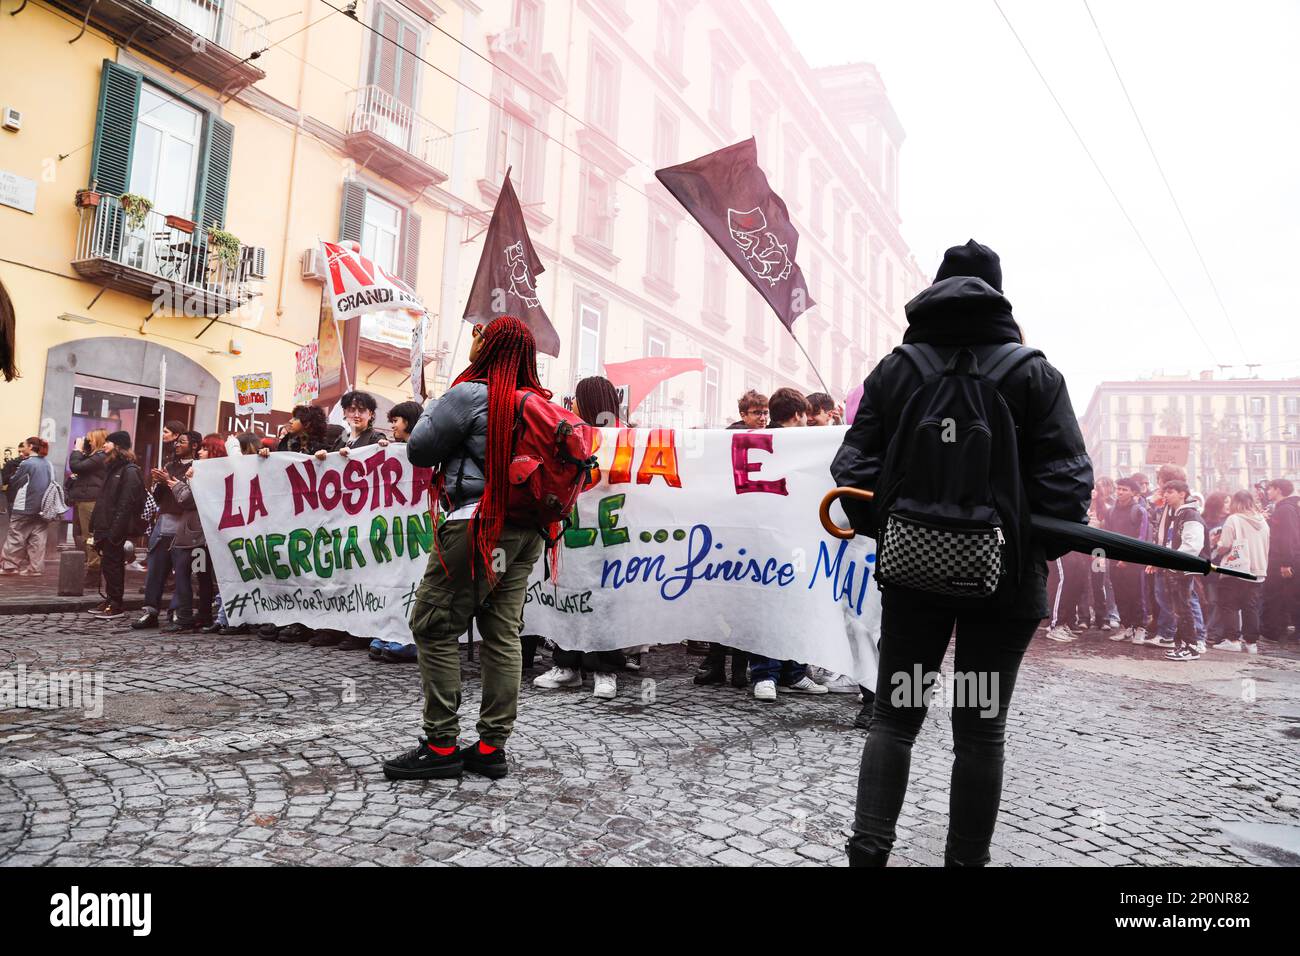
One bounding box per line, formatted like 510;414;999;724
805;392;839;427
747;387;828;701
532;375;630;699
1147;465;1207;651
726;389;769;430
127;427;195;628
1088;477;1118;632
1212;490;1269;653
1157;480;1206;661
1261;479;1299;644
383;317;549;781
68;428;109;588
1104;477;1150;644
1199;491;1228;642
832;240;1093;867
86;432;145;620
160;435;224;633
369;401;426;661
336;390;385;451
0;437;53;575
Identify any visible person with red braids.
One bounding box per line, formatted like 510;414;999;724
383;317;548;781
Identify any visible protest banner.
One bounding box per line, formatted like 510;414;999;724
1145;435;1191;466
320;240;422;322
191;428;881;685
293;340;320;405
233;373;272;416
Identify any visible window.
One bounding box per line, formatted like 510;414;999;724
588;43;619;135
1145;396;1155;413
513;0;542;65
853;228;865;277
1249;396;1265;416
1285;397;1300;415
1116;395;1129;413
710;57;732;129
656;1;684;74
494;107;529;194
810;176;824;235
577;302;603;380
833;196;846;257
1117;418;1130;440
702;359;721;426
1249;446;1267;468
704;252;725;316
1117;447;1131;468
360;193;402;274
645;329;669;419
746;291;764;342
580;167;614;246
1288;446;1300;470
783;142;800;205
152;0;219;40
653;104;679;170
647;207;675;283
368;4;421;110
1143;419;1154;440
130;85;202;219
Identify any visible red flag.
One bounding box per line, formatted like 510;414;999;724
656;138;815;330
463;172;560;356
602;357;705;418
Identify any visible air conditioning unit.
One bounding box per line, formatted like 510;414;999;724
1;106;20;131
301;247;325;282
248;246;268;279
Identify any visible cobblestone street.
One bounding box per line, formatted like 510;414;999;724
2;612;1298;867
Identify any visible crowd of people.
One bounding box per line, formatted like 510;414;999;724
1042;467;1297;661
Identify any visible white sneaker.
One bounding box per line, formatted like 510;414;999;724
753;679;777;702
1212;639;1242;652
533;666;581;689
809;668;859;693
1195;641;1208;655
1109;627;1132;642
1149;636;1176;649
786;675;829;695
1100;622;1113;632
592;672;617;699
1246;643;1259;655
1131;627;1148;645
1045;625;1076;643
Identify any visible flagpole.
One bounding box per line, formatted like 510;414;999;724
790;331;831;395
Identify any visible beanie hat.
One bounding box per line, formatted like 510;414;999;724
107;430;131;450
934;239;1003;292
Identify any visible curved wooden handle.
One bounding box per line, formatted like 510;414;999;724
819;487;875;540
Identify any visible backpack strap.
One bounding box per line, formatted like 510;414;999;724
895;343;944;380
983;343;1043;389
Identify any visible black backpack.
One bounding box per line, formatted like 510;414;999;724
873;342;1041;605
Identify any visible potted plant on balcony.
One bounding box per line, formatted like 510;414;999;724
118;193;153;233
74;189;101;209
206;224;242;275
165;214;196;234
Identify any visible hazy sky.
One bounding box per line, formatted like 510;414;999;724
769;0;1300;410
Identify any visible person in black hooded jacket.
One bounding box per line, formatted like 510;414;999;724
831;240;1093;867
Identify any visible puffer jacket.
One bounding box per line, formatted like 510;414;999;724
67;448;108;503
831;275;1094;619
8;456;53;516
91;455;145;544
408;381;488;512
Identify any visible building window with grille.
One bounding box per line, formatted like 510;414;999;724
579;167;614;247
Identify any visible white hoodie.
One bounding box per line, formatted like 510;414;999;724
1216;512;1270;580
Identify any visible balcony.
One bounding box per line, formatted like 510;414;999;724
72;193;259;317
345;86;452;192
49;0;268;94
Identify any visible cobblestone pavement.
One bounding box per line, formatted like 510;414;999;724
1;611;1298;867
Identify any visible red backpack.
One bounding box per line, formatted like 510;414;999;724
506;391;598;542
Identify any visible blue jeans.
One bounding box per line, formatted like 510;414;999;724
749;657;807;686
1155;572;1205;640
142;525;179;614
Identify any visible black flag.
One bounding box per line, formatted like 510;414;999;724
656;138;814;330
463;171;560;356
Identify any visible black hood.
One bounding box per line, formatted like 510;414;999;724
902;276;1023;346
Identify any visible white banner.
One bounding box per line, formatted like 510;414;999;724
192;429;881;685
320;240;423;321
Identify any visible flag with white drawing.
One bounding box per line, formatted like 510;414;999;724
656;137;815;330
463;170;560;356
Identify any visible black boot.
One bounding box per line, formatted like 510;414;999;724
854;688;875;730
694;645;727;685
846;837;890;867
521;634;541;670
729;650;749;688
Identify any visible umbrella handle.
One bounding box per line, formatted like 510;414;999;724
819;487;874;540
1212;565;1264;582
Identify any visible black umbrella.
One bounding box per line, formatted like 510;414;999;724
819;488;1259;581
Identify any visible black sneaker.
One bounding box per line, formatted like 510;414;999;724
729;654;749;689
459;741;508;780
161;620;197;634
220;624;251;636
129;612;158;630
309;630;344;647
199;622;223;634
89;603;124;620
694;660;726;686
382;739;464;781
258;623;280;641
277;624;311;644
854;692;875;731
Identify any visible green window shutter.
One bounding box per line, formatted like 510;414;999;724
194;114;235;229
399;208;421;289
339;179;367;243
88;60;141;195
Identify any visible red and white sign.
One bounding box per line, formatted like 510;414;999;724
233;372;272;415
319;239;422;322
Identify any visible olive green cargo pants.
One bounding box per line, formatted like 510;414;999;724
409;519;544;748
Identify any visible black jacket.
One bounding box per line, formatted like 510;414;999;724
152;457;195;517
1104;497;1149;542
831;276;1094;619
1268;495;1300;571
277;431;333;455
408;382;489;512
91;455;145;544
344;426;385;449
67;448;108;503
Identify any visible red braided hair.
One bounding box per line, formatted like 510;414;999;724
442;316;550;582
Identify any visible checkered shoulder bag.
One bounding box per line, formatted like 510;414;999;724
876;514;1005;599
